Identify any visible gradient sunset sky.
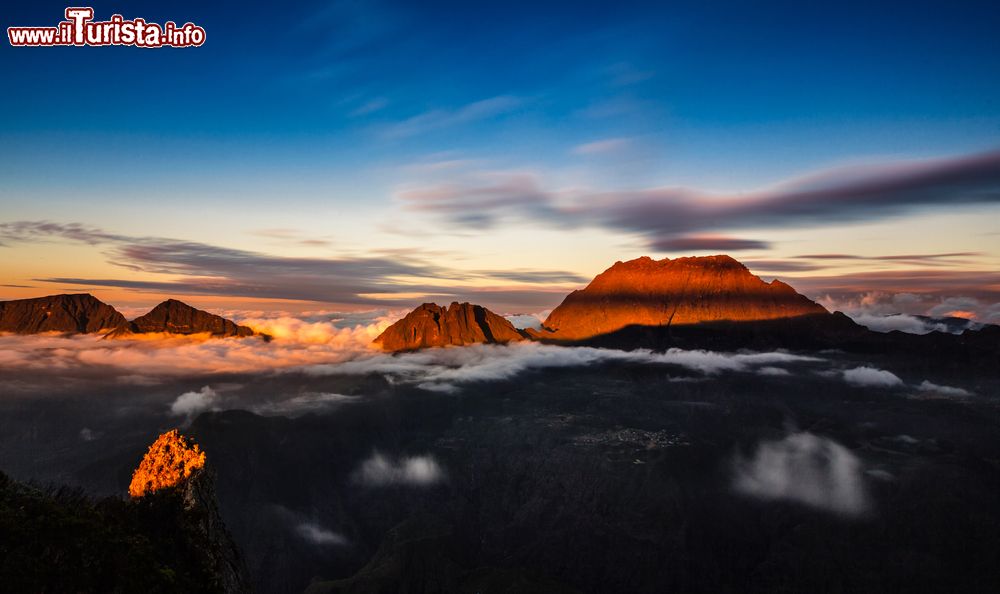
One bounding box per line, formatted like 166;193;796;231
2;0;999;320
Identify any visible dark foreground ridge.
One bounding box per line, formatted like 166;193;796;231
0;430;250;593
0;293;126;334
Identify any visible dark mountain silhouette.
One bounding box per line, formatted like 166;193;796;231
105;299;259;339
0;293;126;334
529;255;828;341
374;302;526;351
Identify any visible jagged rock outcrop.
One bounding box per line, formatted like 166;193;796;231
374;302;526;351
530;255;829;341
129;430;251;594
106;299;258;339
129;429;208;498
0;293;126;334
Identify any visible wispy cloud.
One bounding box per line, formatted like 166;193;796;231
651;236;769;252
252;392;360;417
296;522;349;546
572;137;632;155
353;452;445;487
380;95;522;139
2;221;580;308
349;97;389;117
796;252;982;267
916;381;971;397
395;149;1000;249
396;170;556;227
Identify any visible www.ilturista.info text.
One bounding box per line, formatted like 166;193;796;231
8;7;205;48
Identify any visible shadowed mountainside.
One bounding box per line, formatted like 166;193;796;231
529;255;829;341
0;293;126;334
375;302;527;351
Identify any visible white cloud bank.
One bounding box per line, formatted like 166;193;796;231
306;342;823;392
733;432;870;516
0;311;399;377
0;313;976;403
849;313;951;334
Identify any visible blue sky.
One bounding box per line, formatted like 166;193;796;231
1;0;999;317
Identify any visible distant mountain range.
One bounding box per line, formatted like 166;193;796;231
372;256;997;363
0;294;261;339
375;255;836;351
1;256;995;358
0;293;126;334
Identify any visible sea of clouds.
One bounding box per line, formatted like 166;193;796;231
0;309;974;407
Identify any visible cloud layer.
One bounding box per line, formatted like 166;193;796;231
306;342;824;392
0;313;976;405
0;311;395;377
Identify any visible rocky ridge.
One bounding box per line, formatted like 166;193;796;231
105;299;258;339
374;302;527;351
0;293;126;334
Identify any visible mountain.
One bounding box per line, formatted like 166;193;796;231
0;430;250;593
0;293;126;334
529;255;829;341
374;302;527;351
106;299;258;339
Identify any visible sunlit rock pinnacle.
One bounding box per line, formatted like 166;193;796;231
129;429;207;498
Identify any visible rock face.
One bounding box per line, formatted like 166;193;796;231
129;430;251;594
532;255;829;341
129;429;208;498
0;293;126;334
106;299;257;339
374;302;526;351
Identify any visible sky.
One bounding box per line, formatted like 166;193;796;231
1;0;999;320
